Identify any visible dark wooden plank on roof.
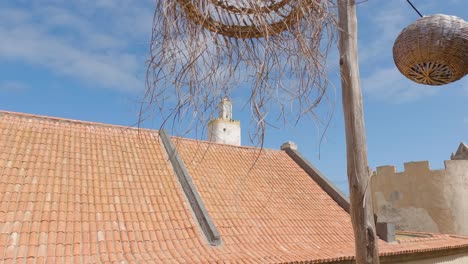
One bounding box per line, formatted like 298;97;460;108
281;145;350;214
159;129;221;246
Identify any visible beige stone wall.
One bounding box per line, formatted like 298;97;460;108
396;253;468;264
372;160;468;236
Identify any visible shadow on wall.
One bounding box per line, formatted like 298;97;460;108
371;151;468;236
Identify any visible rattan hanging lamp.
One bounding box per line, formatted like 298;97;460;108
174;0;323;38
393;14;468;85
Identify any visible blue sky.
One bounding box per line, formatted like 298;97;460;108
1;0;467;194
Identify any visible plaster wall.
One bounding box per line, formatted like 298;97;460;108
396;253;468;264
371;160;468;236
207;120;241;146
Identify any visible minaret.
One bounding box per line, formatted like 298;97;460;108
207;98;241;146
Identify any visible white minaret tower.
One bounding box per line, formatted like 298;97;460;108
208;98;241;146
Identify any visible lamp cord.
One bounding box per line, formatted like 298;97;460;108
406;0;423;18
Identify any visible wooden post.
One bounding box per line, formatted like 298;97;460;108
337;1;380;263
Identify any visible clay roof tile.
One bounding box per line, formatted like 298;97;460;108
1;110;467;263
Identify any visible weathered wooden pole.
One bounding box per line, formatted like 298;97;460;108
337;1;380;263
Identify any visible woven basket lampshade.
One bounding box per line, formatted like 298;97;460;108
393;14;468;85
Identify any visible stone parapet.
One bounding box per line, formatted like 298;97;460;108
372;159;468;236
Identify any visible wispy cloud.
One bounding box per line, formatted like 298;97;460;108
357;3;412;66
356;1;450;103
0;81;29;92
0;1;153;92
361;67;439;103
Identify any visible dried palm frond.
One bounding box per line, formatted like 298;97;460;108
144;0;336;143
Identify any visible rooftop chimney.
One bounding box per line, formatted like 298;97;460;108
208;98;241;146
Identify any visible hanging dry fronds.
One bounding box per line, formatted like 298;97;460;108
144;0;336;143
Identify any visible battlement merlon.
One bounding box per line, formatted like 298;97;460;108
374;160;468;177
374;161;431;176
403;161;431;173
375;165;396;175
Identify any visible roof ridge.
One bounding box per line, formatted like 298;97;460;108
0;110;158;133
172;135;281;152
0;109;281;151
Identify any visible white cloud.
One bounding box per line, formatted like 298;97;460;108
357;3;412;66
355;1;457;103
361;67;439;103
0;81;29;92
0;2;154;92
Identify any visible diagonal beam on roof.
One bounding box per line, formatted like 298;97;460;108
159;129;222;246
281;143;350;214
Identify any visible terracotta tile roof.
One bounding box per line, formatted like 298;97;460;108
1;110;468;263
